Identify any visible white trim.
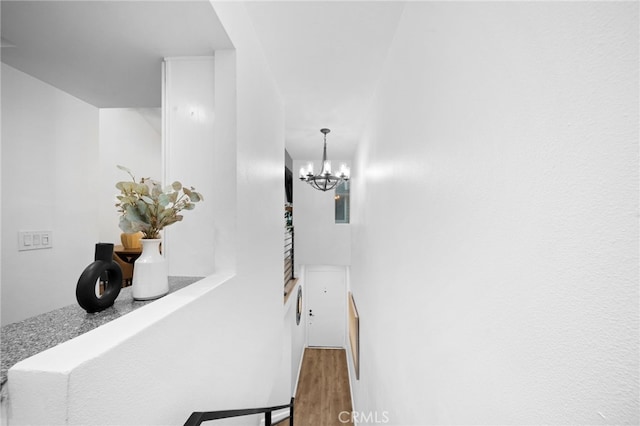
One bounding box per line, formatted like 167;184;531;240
163;56;217;62
259;408;291;426
293;346;307;398
292;345;305;397
160;59;170;259
345;343;358;426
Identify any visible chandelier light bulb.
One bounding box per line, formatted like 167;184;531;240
324;161;332;175
338;164;349;179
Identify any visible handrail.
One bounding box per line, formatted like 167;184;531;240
184;397;294;426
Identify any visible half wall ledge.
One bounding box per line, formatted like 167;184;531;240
1;275;205;386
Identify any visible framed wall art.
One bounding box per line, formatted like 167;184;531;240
348;291;360;379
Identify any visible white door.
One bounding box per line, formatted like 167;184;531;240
307;267;346;347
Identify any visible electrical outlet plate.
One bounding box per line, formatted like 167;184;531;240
19;231;53;251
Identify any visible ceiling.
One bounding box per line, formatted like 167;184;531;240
1;0;232;108
244;1;405;159
1;1;406;159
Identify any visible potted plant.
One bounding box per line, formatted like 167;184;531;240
115;165;203;300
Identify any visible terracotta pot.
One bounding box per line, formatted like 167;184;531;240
121;232;143;249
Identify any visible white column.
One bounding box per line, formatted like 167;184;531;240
162;57;217;276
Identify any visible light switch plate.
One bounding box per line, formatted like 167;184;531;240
19;231;53;251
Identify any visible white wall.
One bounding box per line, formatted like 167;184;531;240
163;57;217;277
8;272;238;425
270;282;298;407
349;2;638;425
99;108;161;244
211;50;238;273
267;279;306;422
1;64;100;325
290;277;306;394
293;159;351;275
216;1;287;407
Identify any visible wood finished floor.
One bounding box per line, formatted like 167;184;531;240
278;348;353;426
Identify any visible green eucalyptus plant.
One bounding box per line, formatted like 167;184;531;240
115;165;203;240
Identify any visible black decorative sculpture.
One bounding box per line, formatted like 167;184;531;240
76;243;122;313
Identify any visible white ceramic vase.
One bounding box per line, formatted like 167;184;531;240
132;239;168;300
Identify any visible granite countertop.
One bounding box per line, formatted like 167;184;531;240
0;276;201;387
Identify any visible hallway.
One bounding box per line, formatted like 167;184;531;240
281;348;353;426
1;2;637;425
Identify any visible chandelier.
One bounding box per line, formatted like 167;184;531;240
299;128;350;191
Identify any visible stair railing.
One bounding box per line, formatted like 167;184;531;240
184;397;294;426
285;225;294;286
